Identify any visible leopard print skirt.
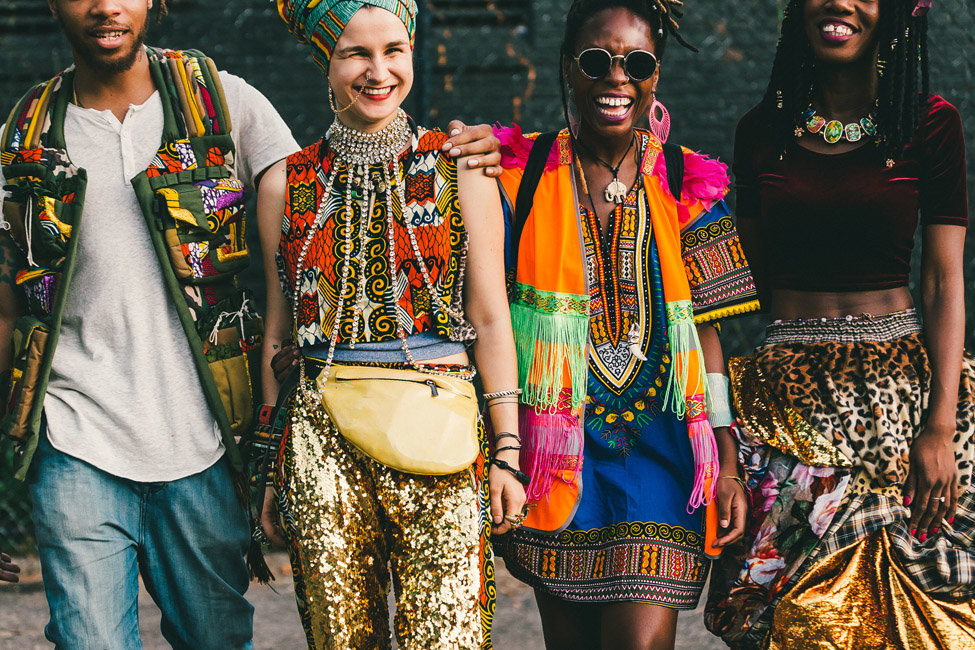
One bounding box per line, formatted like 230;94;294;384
757;308;975;489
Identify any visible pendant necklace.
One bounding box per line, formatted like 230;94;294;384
574;135;635;204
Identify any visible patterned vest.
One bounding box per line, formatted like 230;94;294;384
279;127;475;349
0;48;259;477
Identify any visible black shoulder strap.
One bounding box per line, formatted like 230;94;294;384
663;141;684;202
511;130;559;264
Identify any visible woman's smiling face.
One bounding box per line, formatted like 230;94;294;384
328;6;414;132
566;7;660;142
803;0;881;67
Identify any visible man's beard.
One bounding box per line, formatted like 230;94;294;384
61;15;149;76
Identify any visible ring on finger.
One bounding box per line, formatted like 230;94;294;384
928;496;947;503
504;513;526;527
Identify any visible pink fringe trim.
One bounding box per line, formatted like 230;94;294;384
494;123;562;171
687;417;720;513
652;148;730;225
519;407;584;501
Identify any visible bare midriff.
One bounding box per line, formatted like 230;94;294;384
769;286;914;321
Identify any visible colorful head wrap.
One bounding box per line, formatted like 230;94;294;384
278;0;418;73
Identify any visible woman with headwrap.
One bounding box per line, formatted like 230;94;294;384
254;1;525;647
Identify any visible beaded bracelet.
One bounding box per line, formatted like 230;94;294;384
718;475;747;493
484;388;523;400
490;458;531;486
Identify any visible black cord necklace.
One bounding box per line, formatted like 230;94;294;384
573;135;636;204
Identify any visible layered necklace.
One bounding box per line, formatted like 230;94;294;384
797;104;877;144
573;135;636;204
292;108;472;402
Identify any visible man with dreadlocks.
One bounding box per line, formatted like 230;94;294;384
705;1;975;648
491;0;759;647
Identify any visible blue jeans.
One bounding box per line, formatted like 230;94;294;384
28;433;254;649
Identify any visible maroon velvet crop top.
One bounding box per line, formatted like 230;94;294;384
734;95;969;292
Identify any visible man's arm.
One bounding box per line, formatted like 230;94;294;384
0;234;24;583
0;234;24;378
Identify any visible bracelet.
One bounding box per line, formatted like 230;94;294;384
494;431;521;443
718;475;746;492
484;388;523;400
495;445;522;454
487;398;520;407
490;458;531;486
707;373;733;429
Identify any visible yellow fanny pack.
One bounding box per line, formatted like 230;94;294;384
317;365;479;475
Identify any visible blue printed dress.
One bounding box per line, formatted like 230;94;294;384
504;134;760;607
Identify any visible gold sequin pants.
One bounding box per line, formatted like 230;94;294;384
274;399;484;650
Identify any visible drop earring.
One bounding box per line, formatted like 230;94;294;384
648;97;671;143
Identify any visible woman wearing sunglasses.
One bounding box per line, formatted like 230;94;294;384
493;0;760;646
705;1;975;648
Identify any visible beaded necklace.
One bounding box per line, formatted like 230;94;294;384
797;105;878;144
292;109;474;407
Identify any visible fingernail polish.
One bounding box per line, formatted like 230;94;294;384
949;517;955;524
920;533;927;542
450;128;462;136
910;529;916;536
449;148;461;158
720;520;729;528
932;528;939;534
467;158;480;168
904;496;911;506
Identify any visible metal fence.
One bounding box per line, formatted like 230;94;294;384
0;0;972;550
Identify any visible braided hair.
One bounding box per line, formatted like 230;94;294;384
763;0;929;163
558;0;697;133
156;0;168;23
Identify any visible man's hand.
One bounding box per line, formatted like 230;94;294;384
443;121;502;177
0;545;20;583
271;341;300;384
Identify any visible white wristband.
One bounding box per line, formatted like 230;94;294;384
707;373;733;429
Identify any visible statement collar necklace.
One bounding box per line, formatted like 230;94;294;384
798;104;878;144
326;108;412;165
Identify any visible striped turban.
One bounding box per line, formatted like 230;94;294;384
278;0;418;73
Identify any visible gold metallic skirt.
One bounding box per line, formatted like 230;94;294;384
706;310;975;649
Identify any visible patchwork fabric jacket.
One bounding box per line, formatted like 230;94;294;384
0;48;261;478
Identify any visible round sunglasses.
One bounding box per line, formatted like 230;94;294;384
573;47;658;83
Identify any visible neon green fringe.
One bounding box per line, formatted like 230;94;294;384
663;300;710;418
510;300;589;411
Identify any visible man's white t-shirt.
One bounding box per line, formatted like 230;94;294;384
0;71;298;482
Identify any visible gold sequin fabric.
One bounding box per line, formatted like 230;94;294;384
771;529;975;649
274;392;487;649
729;356;852;468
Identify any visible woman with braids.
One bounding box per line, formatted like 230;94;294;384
254;0;525;647
493;0;760;646
705;1;975;647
